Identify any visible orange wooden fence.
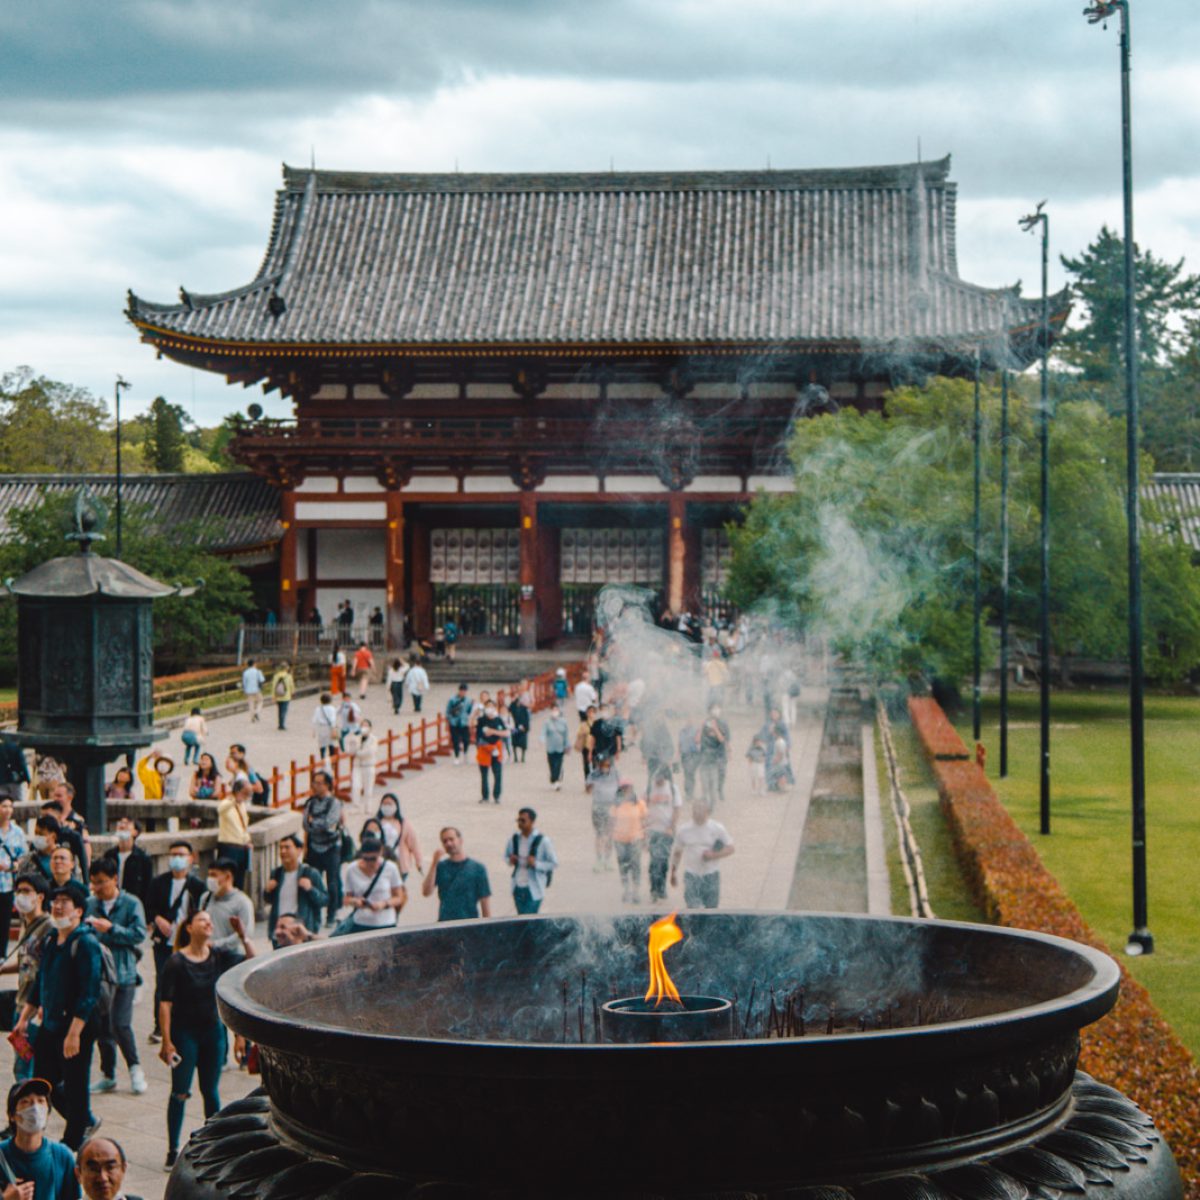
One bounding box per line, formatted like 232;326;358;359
268;661;586;810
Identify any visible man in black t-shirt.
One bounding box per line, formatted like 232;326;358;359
422;827;491;921
589;703;623;761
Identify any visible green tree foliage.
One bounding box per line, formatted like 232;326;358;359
0;493;253;676
141;395;190;473
725;377;1200;685
0;368;114;473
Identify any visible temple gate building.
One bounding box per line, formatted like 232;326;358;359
127;157;1062;648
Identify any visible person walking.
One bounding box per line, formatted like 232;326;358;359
215;778;253;890
552;667;569;707
158;907;255;1172
352;642;375;701
585;754;619;873
404;659;430;713
375;795;424;884
263;835;328;945
241;659;266;723
334;838;406;936
180;707;207;766
0;1078;77;1200
540;705;570;790
310;691;339;762
84;859;148;1097
645;766;682;902
677;719;701;803
573;672;598;724
144;841;204;1046
443;618;459;662
422;828;491;922
504;808;558;915
610;783;647;904
336;695;363;753
474;702;505;804
329;645;347;699
574;705;596;782
0;795;27;942
270;662;295;731
698;703;730;807
346;719;380;809
4;874;52;1083
302;769;344;926
386;658;409;715
670;799;735;910
445;684;472;765
17;881;102;1150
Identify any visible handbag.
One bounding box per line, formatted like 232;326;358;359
340;828;355;863
331;863;386;937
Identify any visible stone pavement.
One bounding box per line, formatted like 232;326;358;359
36;673;839;1198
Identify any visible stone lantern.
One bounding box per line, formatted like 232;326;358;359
2;491;192;831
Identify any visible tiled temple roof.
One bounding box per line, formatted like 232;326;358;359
1146;473;1200;552
0;474;281;553
128;157;1065;364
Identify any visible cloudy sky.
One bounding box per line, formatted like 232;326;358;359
1;0;1196;426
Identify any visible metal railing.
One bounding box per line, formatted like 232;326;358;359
234;623;386;663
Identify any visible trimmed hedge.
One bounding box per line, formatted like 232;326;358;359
909;696;1200;1196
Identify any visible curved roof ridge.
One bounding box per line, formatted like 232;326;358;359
280;156;953;195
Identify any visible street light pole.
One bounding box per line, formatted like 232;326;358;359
1020;203;1051;835
972;349;982;746
999;369;1010;777
1085;0;1152;955
114;376;131;557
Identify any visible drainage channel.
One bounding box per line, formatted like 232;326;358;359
787;685;872;912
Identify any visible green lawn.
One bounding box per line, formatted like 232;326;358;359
959;690;1200;1057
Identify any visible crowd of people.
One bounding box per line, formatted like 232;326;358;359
0;609;818;1189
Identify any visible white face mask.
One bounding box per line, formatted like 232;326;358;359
50;915;75;932
380;805;397;818
15;1102;48;1134
205;877;220;893
169;855;190;873
31;835;47;851
117;829;133;844
485;708;497;719
13;893;36;915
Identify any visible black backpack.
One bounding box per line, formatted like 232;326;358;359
509;833;551;888
48;931;119;1026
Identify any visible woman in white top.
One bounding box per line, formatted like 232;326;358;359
348;719;380;808
375;793;424;883
310;691;339;761
385;658;409;715
337;837;405;934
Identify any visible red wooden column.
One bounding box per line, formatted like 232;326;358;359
279;490;299;625
410;519;433;638
667;491;687;616
385;492;406;652
518;490;539;650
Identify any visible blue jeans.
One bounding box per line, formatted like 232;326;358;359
276;699;290;730
181;730;200;765
513;886;540;914
12;1016;39;1083
167;1022;227;1152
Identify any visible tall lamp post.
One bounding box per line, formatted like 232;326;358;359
999;369;1010;777
1085;0;1152;956
114;376;131;557
1019;202;1051;836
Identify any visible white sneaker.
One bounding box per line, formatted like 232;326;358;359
130;1065;148;1095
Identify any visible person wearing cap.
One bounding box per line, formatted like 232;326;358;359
17;880;102;1150
84;861;147;1097
0;1077;76;1200
75;1135;139;1200
301;769;344;926
0;875;52;1084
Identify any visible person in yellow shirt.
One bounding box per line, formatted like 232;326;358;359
609;782;647;904
216;778;253;889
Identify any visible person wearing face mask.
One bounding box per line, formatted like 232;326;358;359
144;843;204;1046
198;861;254;958
17;881;103;1150
84;862;147;1097
344;720;380;809
539;706;570;790
0;876;52;1084
0;1078;76;1200
0;798;27;948
474;704;506;804
97;820;150;911
374;796;423;884
14;818;61;889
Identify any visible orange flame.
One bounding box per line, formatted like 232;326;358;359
644;912;683;1007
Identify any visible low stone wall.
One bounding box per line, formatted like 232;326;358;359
908;696;1200;1197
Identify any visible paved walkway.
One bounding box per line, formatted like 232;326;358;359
55;674;843;1197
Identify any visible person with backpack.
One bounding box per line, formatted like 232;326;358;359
270;662;295;731
15;881;104;1149
445;683;472;765
84;858;148;1096
504;808;558;915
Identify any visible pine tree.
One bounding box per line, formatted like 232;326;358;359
142;395;188;473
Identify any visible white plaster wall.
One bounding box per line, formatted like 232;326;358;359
688;476;744;493
542;475;600;493
296;476;338;494
401;476;459;494
747;475;796;492
315;528;387;580
463;475;519;493
315;587;386;628
604;475;667;494
344;477;385;493
296;501;387;521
